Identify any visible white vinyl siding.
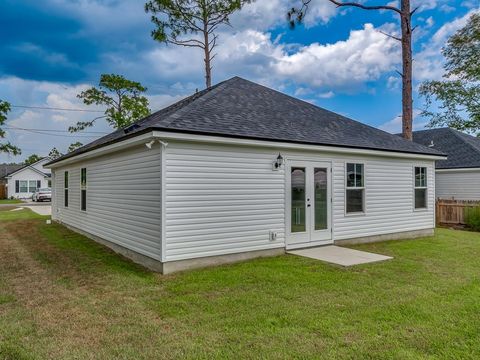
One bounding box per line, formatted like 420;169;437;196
52;144;162;260
164;142;285;262
332;159;435;240
436;169;480;201
164;141;435;261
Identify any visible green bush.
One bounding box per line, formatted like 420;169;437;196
465;206;480;231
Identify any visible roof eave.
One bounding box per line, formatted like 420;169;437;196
45;126;447;169
151;128;447;159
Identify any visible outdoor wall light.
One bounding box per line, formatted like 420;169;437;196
145;140;156;149
273;153;284;170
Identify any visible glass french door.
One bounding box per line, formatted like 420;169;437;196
287;161;332;247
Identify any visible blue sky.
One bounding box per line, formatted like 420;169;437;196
0;0;478;162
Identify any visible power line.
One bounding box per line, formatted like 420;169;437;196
4;126;109;135
5;125;103;138
11;105;104;113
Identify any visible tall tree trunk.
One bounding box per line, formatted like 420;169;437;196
203;26;212;88
400;0;413;140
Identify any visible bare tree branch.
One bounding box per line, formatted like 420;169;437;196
168;39;205;49
326;0;401;15
377;29;402;42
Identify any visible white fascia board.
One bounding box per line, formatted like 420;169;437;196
44;131;156;169
436;167;480;173
152;131;447;161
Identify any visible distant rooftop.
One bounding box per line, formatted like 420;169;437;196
0;163;22;179
410;128;480;169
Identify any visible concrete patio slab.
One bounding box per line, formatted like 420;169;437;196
21;205;51;216
287;245;393;266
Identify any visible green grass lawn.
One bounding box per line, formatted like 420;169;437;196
1;208;480;359
0;199;23;204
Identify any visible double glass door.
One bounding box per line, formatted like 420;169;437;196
287;161;331;247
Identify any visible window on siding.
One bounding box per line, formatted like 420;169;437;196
80;168;86;211
346;163;364;213
64;171;69;207
19;180;28;193
414;167;427;209
29;180;38;193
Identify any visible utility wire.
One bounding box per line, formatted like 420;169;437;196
5;125;103;138
3;126;109;135
11;105;104;113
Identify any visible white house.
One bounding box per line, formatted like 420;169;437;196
45;77;446;273
411;128;480;201
5;158;52;199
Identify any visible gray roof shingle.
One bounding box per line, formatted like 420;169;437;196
1;163;22;179
411;128;480;169
47;77;444;165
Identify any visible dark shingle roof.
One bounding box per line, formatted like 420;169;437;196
47;77;444;165
0;163;22;179
411;128;480;169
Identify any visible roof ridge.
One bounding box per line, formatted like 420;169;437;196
448;128;480;155
157;77;236;127
412;127;449;133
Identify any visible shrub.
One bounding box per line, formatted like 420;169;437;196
464;206;480;231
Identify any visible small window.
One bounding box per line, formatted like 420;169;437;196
19;180;28;193
29;180;38;193
48;180;52;187
414;167;427;209
346;163;364;213
80;168;87;211
64;171;69;207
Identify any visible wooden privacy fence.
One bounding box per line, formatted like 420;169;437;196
0;184;6;199
436;199;480;225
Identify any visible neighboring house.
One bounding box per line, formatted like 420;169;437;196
411;128;480;201
0;163;22;199
45;77;445;274
4;158;52;199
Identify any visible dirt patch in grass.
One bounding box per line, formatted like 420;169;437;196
0;219;177;359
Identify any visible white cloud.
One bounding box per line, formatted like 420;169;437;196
318;91;335;98
143;22;403;92
274;23;401;91
230;0;337;31
440;4;456;13
414;10;477;81
462;1;479;9
378;109;426;133
425;16;435;27
0;77;188;163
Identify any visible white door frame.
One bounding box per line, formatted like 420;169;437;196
285;160;332;249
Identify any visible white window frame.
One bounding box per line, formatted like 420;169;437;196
28;180;38;193
19;180;28;193
345;162;366;215
413;166;428;211
17;180;39;193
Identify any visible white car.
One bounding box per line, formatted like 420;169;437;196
32;188;52;202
